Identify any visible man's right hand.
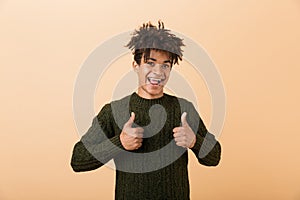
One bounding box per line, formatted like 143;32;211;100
120;112;144;151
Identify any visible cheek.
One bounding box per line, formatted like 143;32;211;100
144;67;151;73
164;71;171;80
137;68;151;82
140;68;151;77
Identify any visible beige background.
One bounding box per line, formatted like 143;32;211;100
1;0;300;199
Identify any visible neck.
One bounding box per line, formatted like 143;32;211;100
137;87;164;99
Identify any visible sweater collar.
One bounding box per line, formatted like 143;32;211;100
130;92;168;106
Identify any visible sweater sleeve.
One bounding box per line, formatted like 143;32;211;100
191;132;221;166
71;104;124;172
185;102;221;166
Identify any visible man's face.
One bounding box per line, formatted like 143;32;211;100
133;50;172;99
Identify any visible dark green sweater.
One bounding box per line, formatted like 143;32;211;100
71;92;221;200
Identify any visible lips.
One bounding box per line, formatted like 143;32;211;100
147;77;165;85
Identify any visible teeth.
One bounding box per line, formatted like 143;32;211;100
152;78;161;83
148;77;163;84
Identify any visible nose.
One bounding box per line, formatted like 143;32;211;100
152;64;163;75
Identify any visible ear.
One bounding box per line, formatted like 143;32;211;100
132;61;139;72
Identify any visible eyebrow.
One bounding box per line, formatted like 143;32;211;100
148;57;171;64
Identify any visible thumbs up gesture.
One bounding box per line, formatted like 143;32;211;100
173;112;196;148
120;112;144;151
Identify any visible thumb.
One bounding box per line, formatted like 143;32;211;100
126;112;135;127
181;112;188;127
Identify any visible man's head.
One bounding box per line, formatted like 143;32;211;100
126;21;184;67
126;21;185;99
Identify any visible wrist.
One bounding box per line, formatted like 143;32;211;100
189;135;196;149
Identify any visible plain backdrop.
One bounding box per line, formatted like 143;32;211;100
1;0;300;199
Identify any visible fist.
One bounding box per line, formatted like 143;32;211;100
120;112;144;151
173;112;196;148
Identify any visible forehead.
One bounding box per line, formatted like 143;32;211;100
147;50;171;61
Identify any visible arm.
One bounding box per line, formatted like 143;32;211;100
70;104;124;172
188;103;221;166
191;131;221;166
173;101;221;166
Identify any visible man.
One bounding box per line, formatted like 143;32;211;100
71;21;221;200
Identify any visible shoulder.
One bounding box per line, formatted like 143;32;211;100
97;94;132;117
100;94;132;111
111;94;132;106
96;94;134;127
165;93;201;119
164;93;194;109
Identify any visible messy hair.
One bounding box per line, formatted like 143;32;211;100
126;20;185;66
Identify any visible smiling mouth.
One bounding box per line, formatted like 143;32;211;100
147;77;165;85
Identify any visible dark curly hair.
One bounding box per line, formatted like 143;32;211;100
126;20;185;66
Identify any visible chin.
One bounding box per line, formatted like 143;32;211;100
142;85;164;98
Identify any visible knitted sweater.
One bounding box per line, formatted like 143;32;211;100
71;92;221;200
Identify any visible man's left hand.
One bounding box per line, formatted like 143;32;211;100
173;112;196;148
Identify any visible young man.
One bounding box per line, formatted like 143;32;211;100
71;21;221;200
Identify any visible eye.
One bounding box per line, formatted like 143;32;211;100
161;64;170;70
147;61;155;67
